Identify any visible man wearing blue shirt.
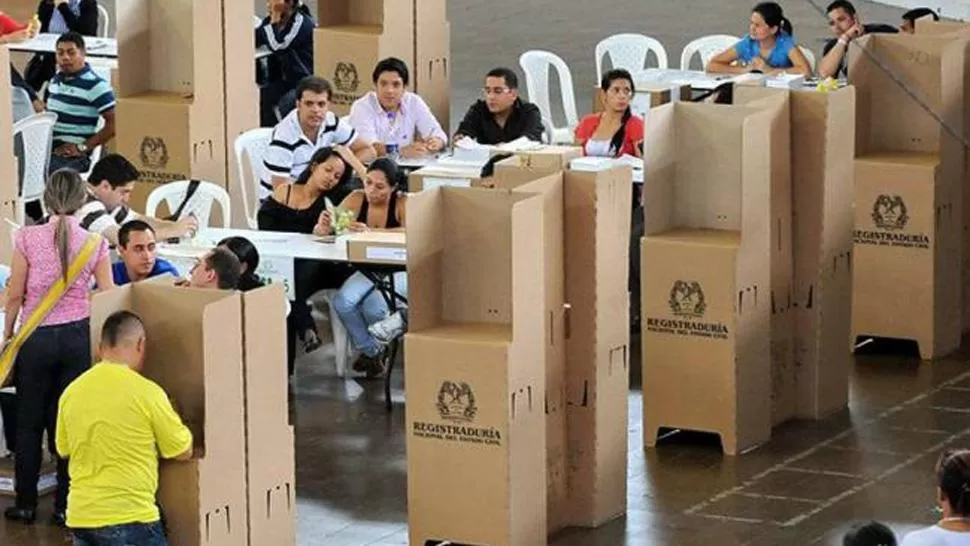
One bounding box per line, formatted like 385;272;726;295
112;221;179;286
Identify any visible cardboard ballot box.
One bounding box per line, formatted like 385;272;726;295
405;185;558;546
852;153;960;359
346;231;407;265
314;0;415;117
114;0;228;211
91;283;247;546
641;102;782;455
408;165;487;192
849;34;967;348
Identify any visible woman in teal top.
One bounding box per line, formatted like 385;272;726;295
707;2;812;76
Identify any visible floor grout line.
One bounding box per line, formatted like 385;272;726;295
734;492;822;504
783;467;866;479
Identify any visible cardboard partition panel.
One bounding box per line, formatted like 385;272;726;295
316;0;411;28
223;0;260;228
641;102;777;455
849;34;967;334
90;284;247;546
415;0;450;131
0;46;19;263
562;163;632;528
916;19;970;35
3;0;36;23
115;0;225;97
732;88;794;427
116;94;228;211
241;285;295;546
852;153;960;359
405;187;549;545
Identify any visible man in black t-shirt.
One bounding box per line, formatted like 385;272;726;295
818;0;898;79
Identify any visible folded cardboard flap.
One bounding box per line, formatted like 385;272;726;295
316;0;411;28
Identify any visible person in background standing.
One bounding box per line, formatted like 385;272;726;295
454;67;544;145
707;2;812;76
3;170;113;526
349;57;448;159
255;0;314;128
817;0;898;79
24;0;98;93
900;8;939;33
45;32;116;173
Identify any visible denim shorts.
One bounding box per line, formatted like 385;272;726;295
72;521;167;546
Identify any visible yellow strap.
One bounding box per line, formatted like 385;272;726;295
0;233;101;385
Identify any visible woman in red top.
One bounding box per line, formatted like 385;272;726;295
574;69;644;158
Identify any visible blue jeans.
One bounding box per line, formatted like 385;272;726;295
49;153;91;175
333;271;407;357
73;521;167;546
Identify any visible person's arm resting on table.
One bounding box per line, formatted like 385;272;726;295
707;42;751;74
453;102;485;143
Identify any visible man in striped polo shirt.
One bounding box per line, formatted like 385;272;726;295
46;31;116;174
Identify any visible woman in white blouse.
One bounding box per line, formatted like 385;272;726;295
902;450;970;545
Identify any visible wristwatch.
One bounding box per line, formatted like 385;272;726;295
77;143;89;154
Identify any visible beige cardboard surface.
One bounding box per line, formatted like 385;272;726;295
562;165;632;527
849;34;967;336
733;88;794;427
415;0;450;131
345;231;407;264
408;166;486;192
404;187;548;545
223;0;260;228
90;283;248;546
641;102;777;455
3;0;35;22
916;19;970;34
0;46;18;263
313;0;415;117
852;153;960;359
116;94;227;211
241;285;295;546
115;0;225;97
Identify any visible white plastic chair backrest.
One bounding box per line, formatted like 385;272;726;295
96;3;110;37
595;33;669;81
518;50;579;138
11;86;33;123
798;46;817;73
80;117;105;181
680;35;740;70
145;180;231;228
253;15;262;28
12;112;56;202
233;128;273;229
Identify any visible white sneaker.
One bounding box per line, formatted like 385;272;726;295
369;311;406;344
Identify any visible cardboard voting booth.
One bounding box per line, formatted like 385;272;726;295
0;46;19;263
414;0;451;131
404;186;557;546
641;101;783;455
848;34;967;359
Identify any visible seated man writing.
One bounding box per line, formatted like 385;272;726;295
185;247;241;290
56;310;193;546
454;67;543;145
113;221;178;285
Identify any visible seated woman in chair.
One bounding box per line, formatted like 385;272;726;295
706;2;812;76
575;69;643;159
257;145;363;376
318;158;406;378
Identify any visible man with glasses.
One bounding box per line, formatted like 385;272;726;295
454;67;543;145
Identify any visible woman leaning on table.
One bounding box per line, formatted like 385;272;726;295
3;169;114;526
321;158;407;378
257;145;364;377
24;0;99;93
706;2;812;77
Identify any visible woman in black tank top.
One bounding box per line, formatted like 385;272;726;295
326;158;408;378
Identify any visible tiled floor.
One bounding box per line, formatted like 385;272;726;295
1;333;967;545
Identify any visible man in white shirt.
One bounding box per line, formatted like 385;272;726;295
261;76;376;199
349;57;447;159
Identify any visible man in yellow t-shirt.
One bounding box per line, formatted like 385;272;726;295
56;310;192;545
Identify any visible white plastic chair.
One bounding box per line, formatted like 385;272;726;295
145;180;231;228
680;35;740;70
519;50;579;145
595;33;669;81
12;112;56;226
314;289;357;378
11;86;33;123
96;3;110;37
233;128;273;229
799;46;817;73
253;15;263;28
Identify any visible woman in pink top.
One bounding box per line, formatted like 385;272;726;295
3;170;113;526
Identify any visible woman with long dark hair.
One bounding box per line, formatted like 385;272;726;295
3;169;113;525
707;2;812;76
574;69;643;159
258;146;359;376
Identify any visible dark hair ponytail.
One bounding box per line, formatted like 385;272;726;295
939;450;970;516
753;2;793;35
600;68;636;157
781;17;794;35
